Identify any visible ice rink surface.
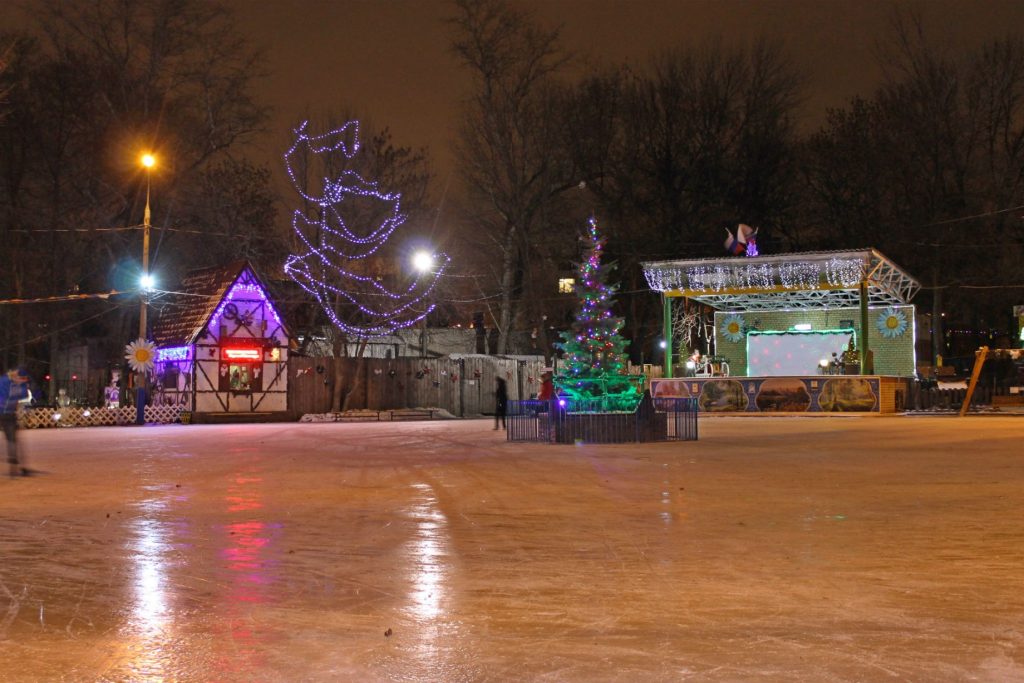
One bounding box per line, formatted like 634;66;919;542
1;416;1022;682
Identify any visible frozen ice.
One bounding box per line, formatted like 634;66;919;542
1;416;1023;681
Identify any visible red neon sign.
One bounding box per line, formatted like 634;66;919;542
223;348;261;360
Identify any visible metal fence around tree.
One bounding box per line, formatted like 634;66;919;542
507;394;698;443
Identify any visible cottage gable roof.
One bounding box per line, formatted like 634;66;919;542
151;261;277;346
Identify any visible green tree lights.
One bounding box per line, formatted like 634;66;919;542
555;217;642;411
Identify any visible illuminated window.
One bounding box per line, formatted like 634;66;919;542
218;354;263;394
558;278;575;294
229;364;253;392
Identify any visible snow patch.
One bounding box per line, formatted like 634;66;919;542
300;408;456;422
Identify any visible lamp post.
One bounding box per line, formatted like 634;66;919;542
412;250;434;358
137;152;156;423
139;152;156;338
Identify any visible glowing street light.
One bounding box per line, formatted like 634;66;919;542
411;250;436;357
412;250;434;273
140;274;156;292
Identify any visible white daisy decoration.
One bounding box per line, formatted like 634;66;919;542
876;308;908;338
719;314;745;343
125;338;157;373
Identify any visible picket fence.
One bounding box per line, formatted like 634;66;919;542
19;404;184;429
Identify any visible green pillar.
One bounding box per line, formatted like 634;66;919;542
859;280;870;375
663;295;673;378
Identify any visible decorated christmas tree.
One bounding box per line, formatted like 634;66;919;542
555;217;640;410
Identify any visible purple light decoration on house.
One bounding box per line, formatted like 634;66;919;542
282;120;448;337
208;276;283;337
156;345;194;374
156;346;192;362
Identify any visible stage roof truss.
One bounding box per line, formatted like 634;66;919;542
641;249;920;312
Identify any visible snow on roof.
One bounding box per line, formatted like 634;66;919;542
150;261;251;346
641;248;920;311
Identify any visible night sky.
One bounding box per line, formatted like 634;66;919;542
5;0;1024;177
214;0;1024;178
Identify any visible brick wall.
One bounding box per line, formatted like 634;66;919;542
714;305;915;377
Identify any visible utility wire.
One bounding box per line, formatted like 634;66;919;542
0;302;127;354
912;204;1024;229
0;290;135;305
7;224;142;233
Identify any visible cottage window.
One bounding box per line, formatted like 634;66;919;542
219;360;263;394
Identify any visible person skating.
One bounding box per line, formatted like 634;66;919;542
1;367;31;477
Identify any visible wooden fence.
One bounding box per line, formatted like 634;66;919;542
288;356;547;417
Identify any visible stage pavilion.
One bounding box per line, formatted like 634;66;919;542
642;249;921;413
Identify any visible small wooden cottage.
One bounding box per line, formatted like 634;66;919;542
150;262;290;417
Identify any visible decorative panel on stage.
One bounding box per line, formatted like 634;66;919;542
746;329;854;376
650;376;911;414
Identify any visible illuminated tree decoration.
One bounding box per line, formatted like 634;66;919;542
719;314;746;343
554;217;640;411
283;120;448;337
876;307;908;338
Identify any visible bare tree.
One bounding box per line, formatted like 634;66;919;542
565;41;802;356
448;0;576;354
801;15;1024;359
283;116;437;411
0;40;12;121
0;0;271;383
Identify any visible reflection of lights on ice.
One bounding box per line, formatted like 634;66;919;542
131;517;169;634
125;498;173;679
407;483;449;622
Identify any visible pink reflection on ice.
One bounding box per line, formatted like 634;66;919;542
213;470;279;678
226;475;264;512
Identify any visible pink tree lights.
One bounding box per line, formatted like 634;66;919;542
283;120;448;337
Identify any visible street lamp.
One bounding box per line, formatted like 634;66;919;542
139;151;156;338
412;250;434;274
137;152;156;424
412;250;434;358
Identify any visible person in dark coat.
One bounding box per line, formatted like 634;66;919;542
1;367;31;477
494;377;508;430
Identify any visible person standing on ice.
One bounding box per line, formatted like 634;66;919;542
1;367;31;477
494;377;508;430
537;370;554;402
